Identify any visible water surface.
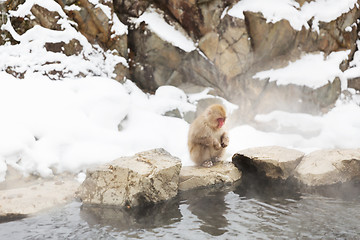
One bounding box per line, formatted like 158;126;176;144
1;178;359;239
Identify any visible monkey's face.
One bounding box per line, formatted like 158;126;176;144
206;104;227;130
217;117;226;128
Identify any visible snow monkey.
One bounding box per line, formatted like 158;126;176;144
188;104;229;167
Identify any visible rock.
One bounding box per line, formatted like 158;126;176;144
31;4;62;30
154;0;232;39
128;22;184;92
294;149;360;187
213;15;252;80
0;176;79;219
126;3;347;123
232;146;305;180
248;76;341;117
179;161;241;191
348;77;360;91
244;11;297;63
128;19;220;92
114;0;150;20
198;31;218;61
60;0;128;54
177;50;220;89
78;149;182;207
2;0;128;80
44;39;83;56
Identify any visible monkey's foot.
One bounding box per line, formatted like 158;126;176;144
201;160;213;168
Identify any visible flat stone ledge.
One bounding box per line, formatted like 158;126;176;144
294;149;360;187
179;161;241;191
0;178;80;219
233;146;304;180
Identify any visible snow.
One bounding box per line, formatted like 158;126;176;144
2;0;127;80
0;72;197;180
148;86;196;116
227;0;357;32
1;66;360;181
64;4;81;12
187;88;238;115
9;0;67;18
132;7;196;53
345;40;360;81
1;0;360;182
253;51;349;89
228;101;360;156
111;13;128;37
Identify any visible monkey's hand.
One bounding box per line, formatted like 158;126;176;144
221;133;229;148
213;140;222;150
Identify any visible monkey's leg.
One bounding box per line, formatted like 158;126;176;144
211;148;225;164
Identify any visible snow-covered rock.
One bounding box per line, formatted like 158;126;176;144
78;149;181;207
294;149;360;187
179;162;241;191
232;146;305;180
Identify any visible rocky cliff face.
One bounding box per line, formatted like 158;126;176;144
1;0;360;122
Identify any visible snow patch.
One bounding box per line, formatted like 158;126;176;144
228;0;357;32
345;40;360;82
64;4;81;12
253;51;349;89
111;13;128;37
9;0;67;18
228;101;360;156
132;7;196;52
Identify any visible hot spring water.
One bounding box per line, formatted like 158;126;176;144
1;176;359;239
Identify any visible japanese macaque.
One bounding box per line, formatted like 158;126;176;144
188;104;229;167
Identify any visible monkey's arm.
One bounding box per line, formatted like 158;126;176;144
221;132;229;148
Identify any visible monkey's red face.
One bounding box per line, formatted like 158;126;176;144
217;118;225;128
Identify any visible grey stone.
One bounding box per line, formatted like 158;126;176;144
0;174;79;218
294;149;360;187
78;149;182;207
233;146;305;180
179;162;241;191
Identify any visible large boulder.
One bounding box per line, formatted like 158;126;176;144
179;161;241;191
206;15;252;80
294;149;360;187
232;146;305;180
244;11;297;64
78;149;182;207
128;21;184;92
128;11;220;93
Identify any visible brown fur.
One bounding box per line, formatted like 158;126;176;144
188;104;229;167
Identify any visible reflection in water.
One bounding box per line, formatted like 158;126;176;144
80;197;182;231
1;177;360;239
234;172;302;202
180;186;232;236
